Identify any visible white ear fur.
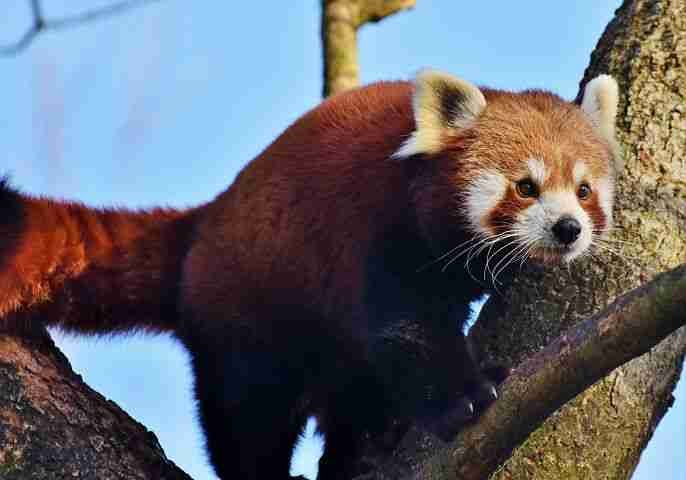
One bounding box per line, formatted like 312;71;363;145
393;70;486;158
580;75;619;144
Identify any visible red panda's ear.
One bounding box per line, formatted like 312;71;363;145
580;75;621;170
393;70;486;158
580;75;619;145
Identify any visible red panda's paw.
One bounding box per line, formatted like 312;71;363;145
464;377;499;410
482;364;512;385
463;364;511;412
428;367;511;441
430;388;496;441
428;396;476;441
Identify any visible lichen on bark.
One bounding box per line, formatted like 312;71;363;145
471;1;686;478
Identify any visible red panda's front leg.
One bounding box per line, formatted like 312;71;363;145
316;368;389;480
367;291;509;443
426;332;510;440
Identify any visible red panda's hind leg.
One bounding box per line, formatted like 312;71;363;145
189;336;308;480
318;408;368;480
315;367;390;480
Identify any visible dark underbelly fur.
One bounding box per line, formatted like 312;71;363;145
365;223;506;428
179;223;510;480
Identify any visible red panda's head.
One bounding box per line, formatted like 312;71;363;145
397;70;620;267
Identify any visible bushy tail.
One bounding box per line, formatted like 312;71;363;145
0;180;200;335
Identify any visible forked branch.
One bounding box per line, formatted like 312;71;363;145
321;0;415;97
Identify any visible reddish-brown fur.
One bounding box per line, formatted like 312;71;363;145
0;80;613;479
182;82;415;332
0;184;199;334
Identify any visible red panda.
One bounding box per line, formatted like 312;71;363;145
0;70;619;479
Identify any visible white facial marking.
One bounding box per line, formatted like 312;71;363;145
465;170;507;234
516;190;593;262
595;176;614;233
527;158;548;186
573;162;588;184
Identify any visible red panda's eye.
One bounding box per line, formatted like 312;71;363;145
516;179;538;198
577;183;592;200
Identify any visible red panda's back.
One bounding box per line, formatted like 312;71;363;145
182;81;417;323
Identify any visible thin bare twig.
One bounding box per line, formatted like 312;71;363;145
0;0;163;55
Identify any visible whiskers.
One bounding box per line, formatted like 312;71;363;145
590;228;644;267
419;224;538;291
416;223;640;293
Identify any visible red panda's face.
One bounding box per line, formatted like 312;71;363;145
462;153;614;264
460;97;616;264
397;71;620;268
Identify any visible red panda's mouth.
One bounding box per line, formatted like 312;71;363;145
528;243;586;265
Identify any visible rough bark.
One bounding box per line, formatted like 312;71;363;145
353;265;686;479
422;264;686;479
321;0;415;97
0;329;192;480
470;0;686;478
352;0;686;478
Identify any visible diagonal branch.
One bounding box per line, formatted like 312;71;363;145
0;0;163;55
353;263;686;479
0;329;194;478
419;263;686;479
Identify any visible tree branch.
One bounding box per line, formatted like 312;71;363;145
421;263;686;479
353;263;686;479
359;0;417;24
0;0;163;55
321;0;415;97
0;328;194;479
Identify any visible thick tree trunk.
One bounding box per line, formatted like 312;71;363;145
471;1;686;477
0;329;192;479
351;0;686;478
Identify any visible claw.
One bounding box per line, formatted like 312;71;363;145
445;397;474;423
430;397;475;441
469;379;499;408
463;398;475;418
483;364;512;385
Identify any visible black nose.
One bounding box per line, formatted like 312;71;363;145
552;216;581;245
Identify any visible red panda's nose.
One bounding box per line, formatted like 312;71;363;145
552;216;582;245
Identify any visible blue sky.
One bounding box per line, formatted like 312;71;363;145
0;1;683;479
